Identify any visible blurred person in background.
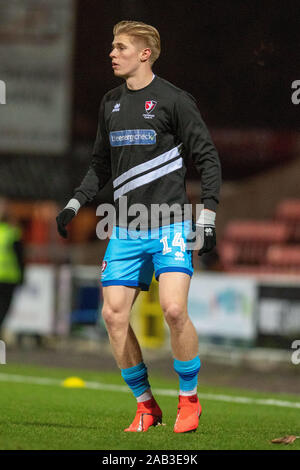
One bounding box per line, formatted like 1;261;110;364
0;198;24;339
57;21;221;433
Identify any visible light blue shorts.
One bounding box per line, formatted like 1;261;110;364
101;221;194;291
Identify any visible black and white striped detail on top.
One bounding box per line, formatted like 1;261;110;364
113;144;183;201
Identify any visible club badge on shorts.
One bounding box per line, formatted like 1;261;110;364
101;260;107;274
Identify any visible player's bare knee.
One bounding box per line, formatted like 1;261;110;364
163;302;186;329
101;305;129;331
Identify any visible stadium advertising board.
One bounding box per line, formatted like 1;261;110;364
188;273;257;341
5;265;55;334
0;0;74;154
258;284;300;337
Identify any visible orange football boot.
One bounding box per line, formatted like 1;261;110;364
174;394;202;433
124;397;162;432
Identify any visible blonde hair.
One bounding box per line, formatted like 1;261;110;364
113;20;161;66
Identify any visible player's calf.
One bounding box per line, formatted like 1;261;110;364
121;362;162;432
173;356;202;432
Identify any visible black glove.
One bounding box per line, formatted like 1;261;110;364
198;225;216;256
56;208;76;239
194;209;217;256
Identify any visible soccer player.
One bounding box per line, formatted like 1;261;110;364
56;20;221;433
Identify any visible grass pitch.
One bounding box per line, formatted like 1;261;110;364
0;363;299;450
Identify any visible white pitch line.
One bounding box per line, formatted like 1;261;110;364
0;372;300;410
0;373;61;386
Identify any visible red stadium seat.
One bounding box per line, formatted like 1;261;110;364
225;264;300;276
275;199;300;221
218;241;240;266
267;244;300;267
224;220;290;243
220;202;300;275
274;199;300;242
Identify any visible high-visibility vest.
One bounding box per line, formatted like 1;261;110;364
0;222;22;283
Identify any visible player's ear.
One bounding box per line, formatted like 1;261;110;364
141;48;151;62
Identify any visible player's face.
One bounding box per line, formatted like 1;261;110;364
110;34;145;78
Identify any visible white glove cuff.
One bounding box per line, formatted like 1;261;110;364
65;198;81;215
196;209;216;226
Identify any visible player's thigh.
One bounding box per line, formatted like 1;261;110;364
158;272;191;315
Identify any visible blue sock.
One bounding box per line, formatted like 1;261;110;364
173;356;201;392
121;362;151;398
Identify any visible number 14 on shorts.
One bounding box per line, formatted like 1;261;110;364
160;232;186;255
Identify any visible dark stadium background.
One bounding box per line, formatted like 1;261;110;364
0;0;300;404
1;0;299;202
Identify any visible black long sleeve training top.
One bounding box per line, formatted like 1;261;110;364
74;75;222;228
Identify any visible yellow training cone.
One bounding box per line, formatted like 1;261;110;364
62;376;86;388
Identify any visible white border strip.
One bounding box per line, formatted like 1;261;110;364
114;157;183;201
113;143;183;188
0;373;300;410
